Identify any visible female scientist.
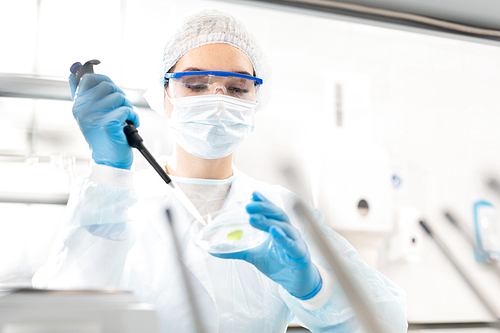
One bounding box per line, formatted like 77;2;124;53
33;9;407;333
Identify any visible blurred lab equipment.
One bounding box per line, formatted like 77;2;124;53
419;220;500;327
293;198;388;333
0;154;74;286
0;288;160;333
486;178;500;199
284;162;396;332
474;201;500;262
445;211;494;264
0;153;75;201
444;209;500;294
315;137;393;233
387;205;424;263
312;135;394;267
165;209;206;333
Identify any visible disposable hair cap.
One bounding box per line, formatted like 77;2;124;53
144;8;272;115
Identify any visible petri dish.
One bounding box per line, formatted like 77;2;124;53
192;208;269;254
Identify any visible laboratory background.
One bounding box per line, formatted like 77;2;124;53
1;0;500;332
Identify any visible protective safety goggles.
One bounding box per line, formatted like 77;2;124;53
164;71;263;101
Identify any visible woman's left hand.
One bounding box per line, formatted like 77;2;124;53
211;192;322;299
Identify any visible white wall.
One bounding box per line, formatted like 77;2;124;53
230;5;500;225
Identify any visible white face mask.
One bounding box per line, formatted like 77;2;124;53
168;94;257;159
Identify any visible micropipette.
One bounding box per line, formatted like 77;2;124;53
123;120;207;226
70;60;101;84
70;60;206;226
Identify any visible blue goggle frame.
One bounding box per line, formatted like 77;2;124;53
164;71;263;85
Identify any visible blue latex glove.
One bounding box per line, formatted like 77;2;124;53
213;192;323;300
69;73;140;170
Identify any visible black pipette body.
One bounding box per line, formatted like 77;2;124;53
70;60;174;188
123;120;174;187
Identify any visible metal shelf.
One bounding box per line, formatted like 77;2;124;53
0;73;150;109
221;0;500;47
0;191;68;205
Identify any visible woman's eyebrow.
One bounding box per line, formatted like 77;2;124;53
234;70;253;76
180;67;205;72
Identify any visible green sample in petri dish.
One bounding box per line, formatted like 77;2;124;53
193;208;269;254
227;229;243;241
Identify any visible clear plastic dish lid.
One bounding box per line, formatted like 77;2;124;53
192;208;269;254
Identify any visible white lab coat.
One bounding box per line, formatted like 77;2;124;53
33;163;407;333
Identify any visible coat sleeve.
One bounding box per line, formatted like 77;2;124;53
32;164;145;290
279;197;408;333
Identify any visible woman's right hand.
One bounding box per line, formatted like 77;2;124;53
69;73;140;170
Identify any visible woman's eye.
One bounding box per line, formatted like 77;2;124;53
228;87;249;94
186;84;209;91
